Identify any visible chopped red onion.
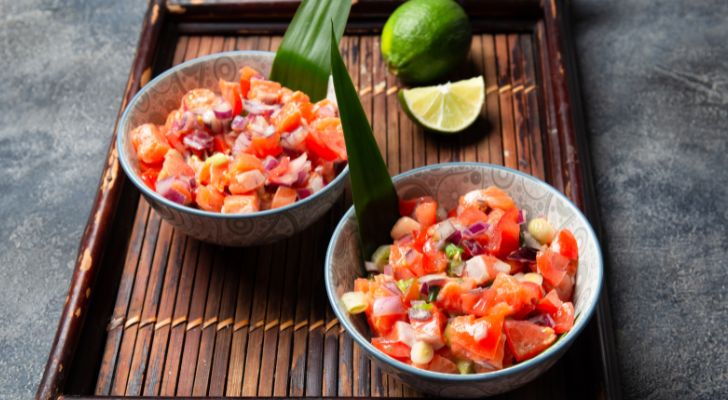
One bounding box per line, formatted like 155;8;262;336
306;173;324;193
213;101;233;120
155;177;190;205
447;230;463;245
433;220;456;244
296;188;313;199
243;100;280;116
461;239;484;257
466;222;489;236
281;126;308;151
183;130;213;151
528;313;555;328
231;115;248;131
404;249;419;265
383;264;393;276
232;132;251;155
418;274;448;285
268;153;310;187
262;155;279;171
517;209;526;224
507;247;539;263
372;296;405;317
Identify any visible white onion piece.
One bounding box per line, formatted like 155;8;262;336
231;133;251;155
281;126;308;151
393;321;416;347
464;256;490;285
213;101;233;120
372;296;405;317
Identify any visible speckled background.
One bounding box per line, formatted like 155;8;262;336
0;0;726;399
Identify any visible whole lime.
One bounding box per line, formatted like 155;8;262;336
381;0;472;84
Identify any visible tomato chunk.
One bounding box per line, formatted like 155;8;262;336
553;302;575;334
131;123;170;164
372;337;411;360
271;186;298;209
552;229;578;261
504;320;556;362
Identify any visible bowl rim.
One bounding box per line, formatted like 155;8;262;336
116;49;350;219
325;161;604;382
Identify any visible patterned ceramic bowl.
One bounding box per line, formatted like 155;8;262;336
325;162;603;397
117;51;348;246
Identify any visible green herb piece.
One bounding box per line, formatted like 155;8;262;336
445;243;464;260
396;278;415;294
427;286;441;303
330;25;400;259
371;245;392;267
411;301;433;311
271;0;352;101
448;259;464;276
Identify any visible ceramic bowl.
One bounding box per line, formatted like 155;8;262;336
325;162;603;398
117;51;348;246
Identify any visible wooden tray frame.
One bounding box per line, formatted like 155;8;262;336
36;1;621;398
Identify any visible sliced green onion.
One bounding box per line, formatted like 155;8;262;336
341;291;368;314
396;278;415;295
271;0;352;101
445;243;464;260
330;25;400;258
411;301;433;311
371;245;392;267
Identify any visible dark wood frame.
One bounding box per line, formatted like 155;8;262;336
36;1;621;399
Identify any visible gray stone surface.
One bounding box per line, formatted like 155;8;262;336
0;0;725;399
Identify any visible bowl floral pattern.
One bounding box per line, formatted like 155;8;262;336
325;163;603;397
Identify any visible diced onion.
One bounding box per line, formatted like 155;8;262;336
371;245;391;267
372;296;405;317
182;130;213;151
364;261;380;273
528;217;556;244
390;217;421;240
410;341;434;365
493;259;511;274
383;264;393;276
464;256;489;284
213;101;233;120
393;321;416;347
341;292;368;314
522;272;543;286
408;306;432;321
231;133;251;155
231;115;248;131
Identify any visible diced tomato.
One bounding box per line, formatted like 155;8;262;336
312;98;338;119
487;208;521;259
414;200;438;228
553;302;575;334
398;196;434;218
248;78;281;103
421;239;448;274
195;185;225;212
445;314;504;363
219;79;242;116
282;90;314;121
457;206;489;228
368;313;405;337
551;229;578;261
227;153;263;175
238;66;260;98
354;278;370;294
229;169;265;194
139;165;160;190
389;245;425;277
248;132;283;158
273;101;303;133
460;186;516;211
306;118;347;161
549;272;575;303
372;337;411;360
537;289;563;314
425;354;458;373
435;281;467;315
158;149;194;181
271;186;298;209
396;278;420;305
131;123;170;164
182;88;217;111
536;248;570;288
504;320;556;362
410;307;447;348
221;194;259;214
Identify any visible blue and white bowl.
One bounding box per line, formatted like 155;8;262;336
117;51;348;246
325;162;603;397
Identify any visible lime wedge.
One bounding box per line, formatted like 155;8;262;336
399;76;485;133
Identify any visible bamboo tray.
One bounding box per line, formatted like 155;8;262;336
37;0;621;398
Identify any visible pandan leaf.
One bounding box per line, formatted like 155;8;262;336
330;25;400;259
270;0;352;102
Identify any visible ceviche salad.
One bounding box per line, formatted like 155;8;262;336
341;187;578;374
130;66;348;213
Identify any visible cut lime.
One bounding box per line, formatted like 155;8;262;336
399;76;484;133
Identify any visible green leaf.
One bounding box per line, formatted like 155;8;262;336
270;0;351;102
396;278;415;294
330;24;400;259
